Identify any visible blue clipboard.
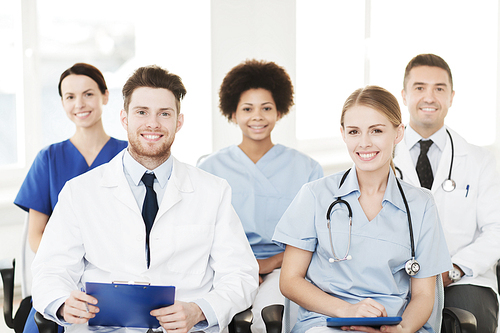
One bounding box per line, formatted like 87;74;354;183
326;316;402;328
86;282;175;328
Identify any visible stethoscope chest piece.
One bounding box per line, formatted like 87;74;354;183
442;178;456;192
405;258;420;276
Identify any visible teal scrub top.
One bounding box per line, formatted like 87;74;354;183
198;144;323;259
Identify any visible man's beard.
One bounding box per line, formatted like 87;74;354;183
127;130;174;163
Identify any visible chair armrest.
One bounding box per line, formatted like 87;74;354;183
34;311;58;333
228;307;253;333
496;258;500;294
442;307;477;333
262;304;284;333
0;258;15;329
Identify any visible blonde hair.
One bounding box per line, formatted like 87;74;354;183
340;85;402;172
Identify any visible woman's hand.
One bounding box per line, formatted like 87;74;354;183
340;298;387;318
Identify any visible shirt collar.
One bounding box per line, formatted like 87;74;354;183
384;168;406;213
406;125;447;153
123;149;173;188
336;166;360;198
337;166;406;213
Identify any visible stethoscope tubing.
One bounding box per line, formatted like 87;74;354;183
396;129;455;191
327;168;419;274
446;129;454;181
395;176;416;259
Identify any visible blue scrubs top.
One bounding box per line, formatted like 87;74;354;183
15;137;128;215
273;168;452;333
198;144;323;259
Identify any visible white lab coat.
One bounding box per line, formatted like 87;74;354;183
394;126;500;293
32;151;259;333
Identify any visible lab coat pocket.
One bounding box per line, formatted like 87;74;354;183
167;224;215;274
439;188;476;232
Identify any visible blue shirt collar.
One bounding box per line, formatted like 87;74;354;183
338;166;406;213
123;149;172;188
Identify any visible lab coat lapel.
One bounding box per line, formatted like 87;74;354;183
100;151;142;217
156;157;193;219
232;146;280;196
394;140;420;187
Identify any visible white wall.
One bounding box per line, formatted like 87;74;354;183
210;0;297;152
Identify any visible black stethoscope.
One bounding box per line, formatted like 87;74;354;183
395;129;456;192
326;169;421;276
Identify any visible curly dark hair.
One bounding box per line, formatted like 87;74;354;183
219;59;294;121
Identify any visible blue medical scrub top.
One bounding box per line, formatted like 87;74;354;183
273;168;452;333
15;137;128;216
198;144;323;259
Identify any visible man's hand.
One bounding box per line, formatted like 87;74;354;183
151;301;206;333
60;290;99;324
442;265;464;287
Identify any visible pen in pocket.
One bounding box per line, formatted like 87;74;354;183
465;185;469;197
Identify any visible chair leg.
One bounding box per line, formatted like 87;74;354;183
262;304;284;333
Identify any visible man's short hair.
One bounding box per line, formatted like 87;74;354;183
122;65;187;113
403;54;453;90
219;59;294;121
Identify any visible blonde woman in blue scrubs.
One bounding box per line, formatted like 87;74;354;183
273;86;451;333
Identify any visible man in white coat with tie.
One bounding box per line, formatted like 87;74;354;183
32;65;259;333
394;53;500;332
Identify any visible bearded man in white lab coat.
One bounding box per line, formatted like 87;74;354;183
394;54;500;333
32;65;259;333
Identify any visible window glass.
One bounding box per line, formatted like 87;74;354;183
36;0;211;165
296;0;365;141
37;0;136;146
0;2;21;166
297;0;498;146
370;0;498;146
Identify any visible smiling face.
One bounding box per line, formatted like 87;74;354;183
402;66;455;138
231;88;281;146
120;87;183;169
341;105;404;173
60;74;108;128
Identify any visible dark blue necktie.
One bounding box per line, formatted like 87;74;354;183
416;140;434;190
141;173;158;267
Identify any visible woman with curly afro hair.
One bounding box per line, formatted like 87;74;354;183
198;59;323;332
